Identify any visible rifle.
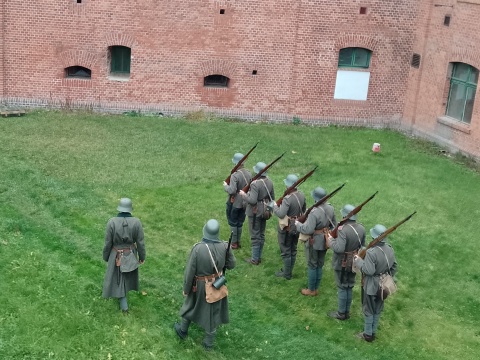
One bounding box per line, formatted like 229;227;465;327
223;231;233;275
357;211;417;259
241;152;285;193
296;183;346;224
329;191;378;238
213;231;233;289
225;142;259;185
275;166;318;206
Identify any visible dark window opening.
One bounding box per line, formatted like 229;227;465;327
444;16;451;26
411;54;421;68
204;74;229;88
220;9;225;15
77;0;82;3
110;46;131;75
252;70;257;75
360;7;367;15
65;66;91;79
338;47;371;68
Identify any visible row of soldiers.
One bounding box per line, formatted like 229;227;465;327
101;152;400;352
222;152;398;343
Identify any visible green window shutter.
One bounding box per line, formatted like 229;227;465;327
111;46;131;74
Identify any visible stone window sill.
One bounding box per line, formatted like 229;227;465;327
108;74;130;82
437;116;471;134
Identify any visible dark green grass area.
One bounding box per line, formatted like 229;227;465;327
0;110;479;359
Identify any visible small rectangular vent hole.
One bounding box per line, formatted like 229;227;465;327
411;53;421;68
444;16;450;26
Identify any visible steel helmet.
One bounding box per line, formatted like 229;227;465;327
370;224;387;240
253;162;267;175
311;187;326;202
232;153;244;165
203;219;220;241
341;204;357;220
284;174;298;187
117;198;133;213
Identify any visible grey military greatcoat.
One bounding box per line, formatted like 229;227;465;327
329;220;366;287
179;238;236;333
102;214;146;298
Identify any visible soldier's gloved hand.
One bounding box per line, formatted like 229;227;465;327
223;181;227;186
239;190;246;196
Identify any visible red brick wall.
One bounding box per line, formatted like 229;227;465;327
404;0;480;158
1;0;479;158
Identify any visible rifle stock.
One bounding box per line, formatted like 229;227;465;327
241;152;285;193
223;231;233;274
357;211;417;259
296;183;346;223
329;191;378;238
276;166;318;206
225;142;259;185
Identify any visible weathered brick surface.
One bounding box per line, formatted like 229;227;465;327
0;0;478;158
404;0;480;158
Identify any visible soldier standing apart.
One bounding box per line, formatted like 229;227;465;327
295;187;337;296
102;198;146;313
175;219;236;351
239;162;275;265
326;204;365;320
269;174;306;280
223;153;252;249
353;224;397;342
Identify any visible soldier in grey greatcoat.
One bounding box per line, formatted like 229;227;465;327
223;153;252;249
353;224;397;342
102;198;146;313
175;219;236;351
239;162;275;265
269;174;306;280
326;204;365;320
295;187;337;296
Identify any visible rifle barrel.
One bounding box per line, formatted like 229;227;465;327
330;191;378;238
276;166;318;206
358;211;416;259
225;142;259;184
241;152;285;193
297;182;346;223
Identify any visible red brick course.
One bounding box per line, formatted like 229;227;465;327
0;0;478;158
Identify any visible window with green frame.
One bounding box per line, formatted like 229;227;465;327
338;47;371;68
110;46;131;75
446;62;478;124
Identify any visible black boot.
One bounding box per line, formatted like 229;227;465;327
328;311;347;320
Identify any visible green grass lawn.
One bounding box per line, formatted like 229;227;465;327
0;110;478;360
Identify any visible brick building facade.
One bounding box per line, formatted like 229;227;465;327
0;0;479;158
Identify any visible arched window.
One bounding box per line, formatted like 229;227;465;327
338;47;371;68
110;46;131;75
204;74;229;88
446;62;478;124
65;66;91;79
